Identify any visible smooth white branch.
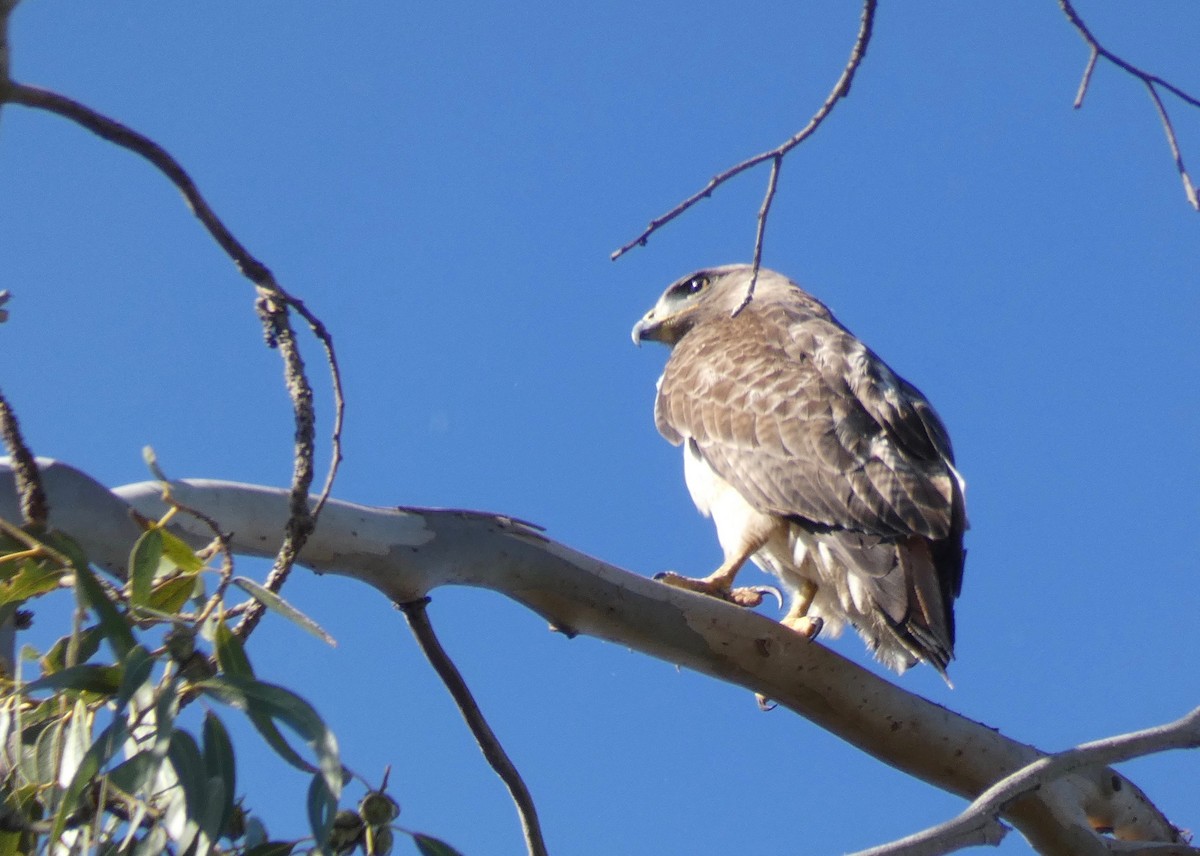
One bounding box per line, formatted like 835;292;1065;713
0;458;1190;856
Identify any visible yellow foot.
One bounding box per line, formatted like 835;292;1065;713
783;614;824;640
653;571;780;608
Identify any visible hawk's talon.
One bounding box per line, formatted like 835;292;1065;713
745;584;784;610
784;614;824;640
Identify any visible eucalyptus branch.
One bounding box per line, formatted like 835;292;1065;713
853;706;1200;856
612;0;876;263
1059;0;1199;211
398;598;549;856
9;466;1168;854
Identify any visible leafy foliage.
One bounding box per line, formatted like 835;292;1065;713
0;511;460;856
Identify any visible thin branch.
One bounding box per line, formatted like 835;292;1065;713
0;390;47;530
732;154;783;318
853;706;1200;856
3;82;348;625
398;598;549;856
611;0;877;261
1143;80;1199;210
234;288;317;641
1058;0;1200;212
1074;47;1100;108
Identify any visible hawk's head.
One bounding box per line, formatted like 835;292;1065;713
631;264;804;347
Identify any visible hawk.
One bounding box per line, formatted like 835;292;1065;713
632;265;966;679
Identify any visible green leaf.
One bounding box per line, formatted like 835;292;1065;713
243;843;298;856
115;645;155;710
29;717;63;786
213;619;254;678
41;530;90;575
41;626;103;674
202;712;236;839
73;563;135;658
231;577;336;647
195;676;340;800
106;751;161;796
306;774;337;855
161;529;205;573
50;717;127;844
146;574;200;615
168;730;206;854
412;834;464;856
0;560;65;606
21;664;122;696
129;529;164;607
209;623;326;775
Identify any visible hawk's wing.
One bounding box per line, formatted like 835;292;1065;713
655;301;961;551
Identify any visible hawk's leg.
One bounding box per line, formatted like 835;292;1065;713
655;543;776;608
781;579;824;639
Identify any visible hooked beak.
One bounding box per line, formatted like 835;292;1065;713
631;312;658;347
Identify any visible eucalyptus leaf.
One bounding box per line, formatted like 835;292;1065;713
50;717;127;844
202;712;236;839
0;560;65;606
146;574;199;615
115;645;156;710
306;774;337;856
41;627;103;674
210;622;322;772
21;664;122;697
106;751;161;796
29;717;63;786
167;730;206;855
232;576;336;647
158;528;204;574
196;676;339;797
243;842;298;856
213;619;254;678
73;564;135;658
41;530;90;575
412;833;465;856
129;529;164;607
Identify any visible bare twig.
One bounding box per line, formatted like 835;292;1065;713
233;288;317;641
612;0;876;263
732;154;783;317
0;390;47;529
398;598;549;856
1059;0;1200;211
853;706;1200;856
3;82;348;629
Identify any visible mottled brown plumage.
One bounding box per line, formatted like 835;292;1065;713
633;265;966;678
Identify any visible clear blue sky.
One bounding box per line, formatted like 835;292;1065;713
2;2;1197;854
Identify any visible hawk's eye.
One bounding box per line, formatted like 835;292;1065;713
674;275;708;297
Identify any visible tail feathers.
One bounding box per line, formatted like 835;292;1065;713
890;537;955;676
821;530;957;680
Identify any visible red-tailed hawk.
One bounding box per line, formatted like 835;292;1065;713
632;265;966;679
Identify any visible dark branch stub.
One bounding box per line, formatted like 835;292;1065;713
397;598;550;856
0;390;48;530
